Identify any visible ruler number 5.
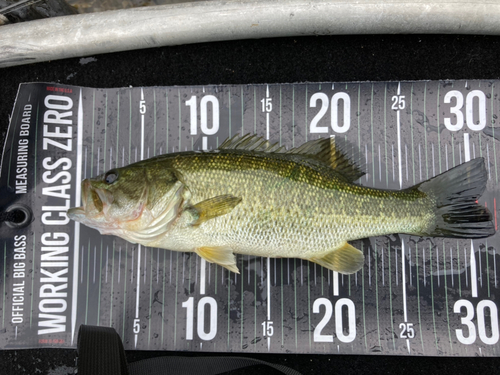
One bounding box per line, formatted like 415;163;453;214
133;318;140;334
399;322;415;339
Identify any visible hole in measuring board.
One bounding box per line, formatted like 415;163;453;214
4;204;33;229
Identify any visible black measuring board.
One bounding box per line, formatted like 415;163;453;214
0;81;498;356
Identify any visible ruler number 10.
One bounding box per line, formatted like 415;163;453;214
186;95;220;136
182;296;218;341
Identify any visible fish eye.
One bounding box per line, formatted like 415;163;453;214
104;170;118;184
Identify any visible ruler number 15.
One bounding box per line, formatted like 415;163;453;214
261;321;274;337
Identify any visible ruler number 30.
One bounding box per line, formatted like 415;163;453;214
454;299;499;345
444;90;486;131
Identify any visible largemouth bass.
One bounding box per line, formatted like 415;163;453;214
67;134;495;274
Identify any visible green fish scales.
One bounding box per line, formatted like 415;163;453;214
160;149;432;256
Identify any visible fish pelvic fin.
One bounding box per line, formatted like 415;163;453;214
413;157;495;239
189;195;242;226
309;242;365;274
195;246;239;274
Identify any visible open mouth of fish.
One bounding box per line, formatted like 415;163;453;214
67;179;114;220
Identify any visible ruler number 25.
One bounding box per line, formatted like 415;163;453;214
399;322;415;339
391;95;406;110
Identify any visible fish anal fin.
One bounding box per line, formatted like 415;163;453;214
190;194;242;226
195;246;240;274
309;242;365;274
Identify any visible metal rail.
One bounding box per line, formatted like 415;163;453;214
1;0;500;68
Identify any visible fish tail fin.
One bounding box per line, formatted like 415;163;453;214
414;157;495;239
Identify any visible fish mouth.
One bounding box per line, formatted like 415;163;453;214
67;206;85;221
67;179;114;221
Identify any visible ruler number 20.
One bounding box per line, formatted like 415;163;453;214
313;298;356;343
310;92;351;134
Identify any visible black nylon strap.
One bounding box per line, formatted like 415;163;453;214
77;325;129;375
128;356;302;375
77;324;301;375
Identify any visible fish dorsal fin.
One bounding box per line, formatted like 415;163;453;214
219;134;365;182
219;133;286;153
287;136;365;182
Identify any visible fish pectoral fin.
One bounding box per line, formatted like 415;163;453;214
190;195;242;226
195;246;240;274
309;242;365;274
